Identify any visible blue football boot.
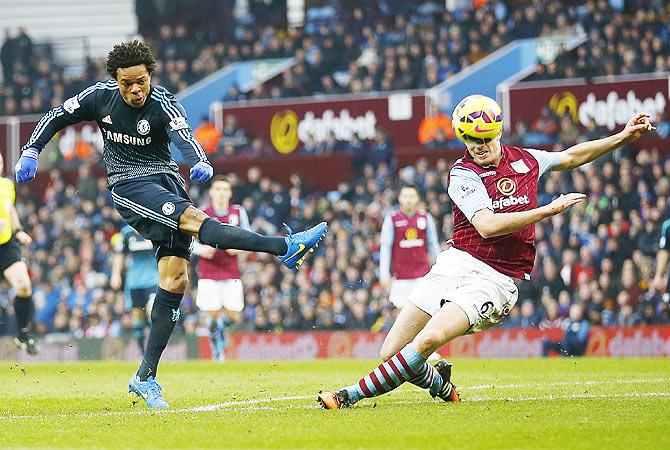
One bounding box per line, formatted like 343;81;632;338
279;222;327;269
128;374;170;409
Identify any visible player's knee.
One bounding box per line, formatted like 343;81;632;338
179;205;209;235
14;279;32;297
161;271;189;293
414;329;445;354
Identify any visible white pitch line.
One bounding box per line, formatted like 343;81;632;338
171;392;670;412
454;376;670;391
1;378;668;420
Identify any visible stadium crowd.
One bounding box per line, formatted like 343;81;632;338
1;1;669;340
1;128;670;339
527;0;670;80
3;0;669;116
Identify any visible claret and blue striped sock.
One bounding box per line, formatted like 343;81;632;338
343;344;445;404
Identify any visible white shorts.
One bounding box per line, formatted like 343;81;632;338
196;279;244;312
407;247;519;334
389;278;420;309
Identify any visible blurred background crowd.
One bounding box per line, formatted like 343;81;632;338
0;0;669;341
1;134;669;339
1;0;668;115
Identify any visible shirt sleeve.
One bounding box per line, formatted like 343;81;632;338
447;168;492;221
425;214;440;259
379;213;394;279
115;228;128;254
157;90;210;168
22;83;99;152
239;207;251;231
525;148;563;177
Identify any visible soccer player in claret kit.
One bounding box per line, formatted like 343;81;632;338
193;176;250;362
15;41;327;409
318;95;655;409
0;154;37;354
379;184;440;310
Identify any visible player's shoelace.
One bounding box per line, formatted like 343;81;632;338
146;380;163;399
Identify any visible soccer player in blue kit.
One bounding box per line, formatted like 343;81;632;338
110;224;159;353
16;41;327;408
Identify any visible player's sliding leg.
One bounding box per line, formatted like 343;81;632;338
379;303;449;393
318;302;468;409
179;206;327;269
129;256;186;409
5;261;37;355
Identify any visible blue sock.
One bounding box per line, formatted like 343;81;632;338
344;344;444;404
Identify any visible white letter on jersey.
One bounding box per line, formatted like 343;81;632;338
63;96;81;114
169;117;189;131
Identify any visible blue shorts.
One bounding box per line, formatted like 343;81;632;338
111;174;194;260
126;286;157;310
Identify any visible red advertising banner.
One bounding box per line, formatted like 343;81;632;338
214;92;426;155
204;325;670;360
505;73;670;146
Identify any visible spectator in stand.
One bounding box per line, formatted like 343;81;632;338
367;128;395;168
520;300;541;328
219;114;249;151
542;303;590;356
194;116;222;155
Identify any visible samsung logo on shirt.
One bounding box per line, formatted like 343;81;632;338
101;128;152;146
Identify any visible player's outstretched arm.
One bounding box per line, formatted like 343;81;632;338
471;193;585;238
553;113;655;171
16;86;99;183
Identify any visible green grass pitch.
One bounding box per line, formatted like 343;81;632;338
0;358;668;449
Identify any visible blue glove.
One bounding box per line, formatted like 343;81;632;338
189;161;213;183
15;148;39;183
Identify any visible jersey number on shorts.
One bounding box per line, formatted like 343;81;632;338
480;301;494;315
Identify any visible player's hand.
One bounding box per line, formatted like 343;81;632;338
200;245;216;259
15;231;32;245
189;161;213;183
545;193;586;216
226;249;241;256
380;277;391;290
110;272;122;290
619;112;655;144
15;148;39;183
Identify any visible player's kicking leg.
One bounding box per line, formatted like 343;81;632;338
179;206;327;269
318;301;468;409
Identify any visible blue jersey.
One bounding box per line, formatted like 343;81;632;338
117;225;159;289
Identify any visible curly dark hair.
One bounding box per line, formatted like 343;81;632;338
106;40;156;78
